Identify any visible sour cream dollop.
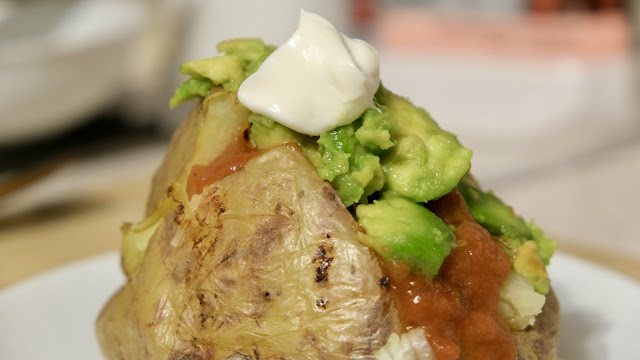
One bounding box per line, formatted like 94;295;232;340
237;10;380;136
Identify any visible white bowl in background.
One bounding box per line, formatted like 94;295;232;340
0;0;144;145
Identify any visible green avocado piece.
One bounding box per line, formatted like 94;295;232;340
354;107;395;152
514;241;550;294
317;124;357;181
217;38;276;79
179;55;244;91
169;78;214;109
316;123;386;206
528;221;555;266
249;114;307;148
170;39;275;108
379;88;472;203
356;196;454;277
457;181;532;239
217;38;276;64
331;153;385;206
248;114;324;170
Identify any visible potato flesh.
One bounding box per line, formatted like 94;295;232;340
97;146;400;359
499;271;546;331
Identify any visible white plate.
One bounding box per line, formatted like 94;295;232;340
0;252;124;359
0;251;638;359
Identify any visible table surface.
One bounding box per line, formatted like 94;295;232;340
1;139;639;290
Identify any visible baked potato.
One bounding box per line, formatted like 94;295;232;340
96;89;558;359
97;11;559;358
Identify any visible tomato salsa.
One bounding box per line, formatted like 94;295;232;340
384;190;515;360
186;130;265;198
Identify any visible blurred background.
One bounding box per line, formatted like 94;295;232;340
1;0;638;288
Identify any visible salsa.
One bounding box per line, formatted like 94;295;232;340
384;190;515;360
186;130;265;198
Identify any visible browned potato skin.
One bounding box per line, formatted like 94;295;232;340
97;146;400;359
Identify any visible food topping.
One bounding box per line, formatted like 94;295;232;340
385;190;516;360
186;129;266;198
458;179;555;294
356;196;454;278
170;39;275;108
237;10;380;136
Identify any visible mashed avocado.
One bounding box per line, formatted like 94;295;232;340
170;39;554;280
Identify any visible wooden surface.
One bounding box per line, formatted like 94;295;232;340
0;174;148;289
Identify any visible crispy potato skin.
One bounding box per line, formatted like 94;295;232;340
97;146;400;359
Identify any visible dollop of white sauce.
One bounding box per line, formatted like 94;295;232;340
237;10;380;136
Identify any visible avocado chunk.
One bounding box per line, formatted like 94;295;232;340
316;122;387;206
528;221;555;266
354;106;395;152
379;88;472;203
356;196;455;277
170;39;274;107
249;114;307;148
179;55;244;91
169;78;214;109
217;38;276;64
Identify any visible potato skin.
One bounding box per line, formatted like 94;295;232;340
97;146;400;359
146;88;251;215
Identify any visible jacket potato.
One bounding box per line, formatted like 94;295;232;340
96;88;558;359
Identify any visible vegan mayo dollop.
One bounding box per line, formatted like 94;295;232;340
237;10;380;136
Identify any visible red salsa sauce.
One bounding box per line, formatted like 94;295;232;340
384;190;515;360
186;130;265;198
